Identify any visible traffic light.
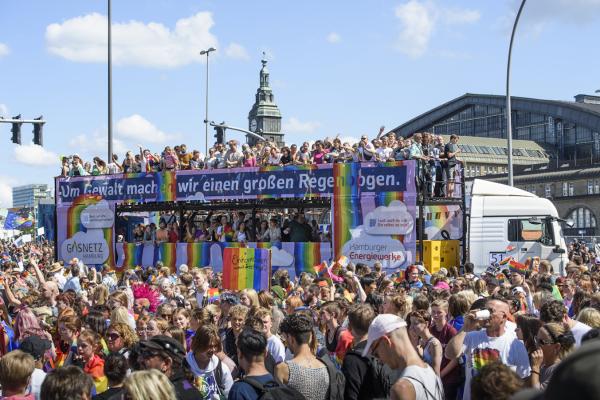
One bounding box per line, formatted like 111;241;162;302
33;115;44;146
214;125;225;144
10;114;22;145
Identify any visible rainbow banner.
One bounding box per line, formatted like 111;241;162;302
294;242;321;276
333;162;361;258
121;243;144;269
156;171;177;202
186;242;211;268
159;243;178;272
222;247;271;291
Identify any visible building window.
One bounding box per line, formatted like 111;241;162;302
588;180;594;195
562;182;568;197
569;183;575;196
567;207;597;229
545;184;552;198
595;179;600;194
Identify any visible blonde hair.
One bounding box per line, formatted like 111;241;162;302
240;288;260;308
457;290;478;306
577;307;600;329
229;304;249;320
107;322;139;348
124;370;177;400
110;306;131;327
0;350;35;392
109;291;129;309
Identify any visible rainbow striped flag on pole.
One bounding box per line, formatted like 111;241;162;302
508;259;528;274
222;247;271;291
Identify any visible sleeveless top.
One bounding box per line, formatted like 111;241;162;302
325;326;341;352
286;359;330;400
422;337;436;367
401;365;444;400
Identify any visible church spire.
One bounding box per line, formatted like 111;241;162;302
260;52;269;89
247;53;283;147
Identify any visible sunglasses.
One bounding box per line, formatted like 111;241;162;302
535;337;554;346
106;333;121;341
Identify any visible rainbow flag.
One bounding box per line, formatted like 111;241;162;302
121;243;144;269
508;259;528;274
333;162;361;258
499;256;512;266
207;288;220;303
294;242;321;276
186;243;211;268
222;248;271;291
156;171;177;202
159;243;178;273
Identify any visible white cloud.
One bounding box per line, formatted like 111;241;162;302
0;43;9;57
46;12;218;68
116;114;174;144
0;104;8;118
0;176;15;208
326;32;341;43
224;42;250;60
442;8;481;24
394;1;436;58
14;144;59;166
68;128;127;160
394;1;480;58
282;117;321;134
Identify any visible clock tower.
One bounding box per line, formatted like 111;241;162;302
247;54;284;147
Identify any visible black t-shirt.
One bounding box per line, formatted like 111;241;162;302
92;386;124;400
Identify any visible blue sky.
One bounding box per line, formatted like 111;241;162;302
1;0;599;206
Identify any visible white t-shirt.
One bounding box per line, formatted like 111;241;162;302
267;334;286;364
28;368;46;400
461;329;531;400
571;320;592;347
505;320;517;336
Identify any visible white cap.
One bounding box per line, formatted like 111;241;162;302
179;264;189;274
362;314;407;357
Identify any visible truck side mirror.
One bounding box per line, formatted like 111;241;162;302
553;246;566;254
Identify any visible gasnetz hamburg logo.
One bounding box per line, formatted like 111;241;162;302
61;201;114;265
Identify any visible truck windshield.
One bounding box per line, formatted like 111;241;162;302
508;218;555;246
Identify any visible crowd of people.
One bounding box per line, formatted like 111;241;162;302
60;130;462;198
1;237;600;400
120;210;328;245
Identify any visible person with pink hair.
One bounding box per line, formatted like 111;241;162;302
132;284;160;316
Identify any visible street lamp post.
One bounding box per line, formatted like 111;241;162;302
506;0;527;187
200;47;216;155
107;0;113;162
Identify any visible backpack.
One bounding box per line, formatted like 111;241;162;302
241;377;306;400
346;349;394;398
318;355;346;400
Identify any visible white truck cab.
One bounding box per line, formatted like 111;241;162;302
468;179;569;275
